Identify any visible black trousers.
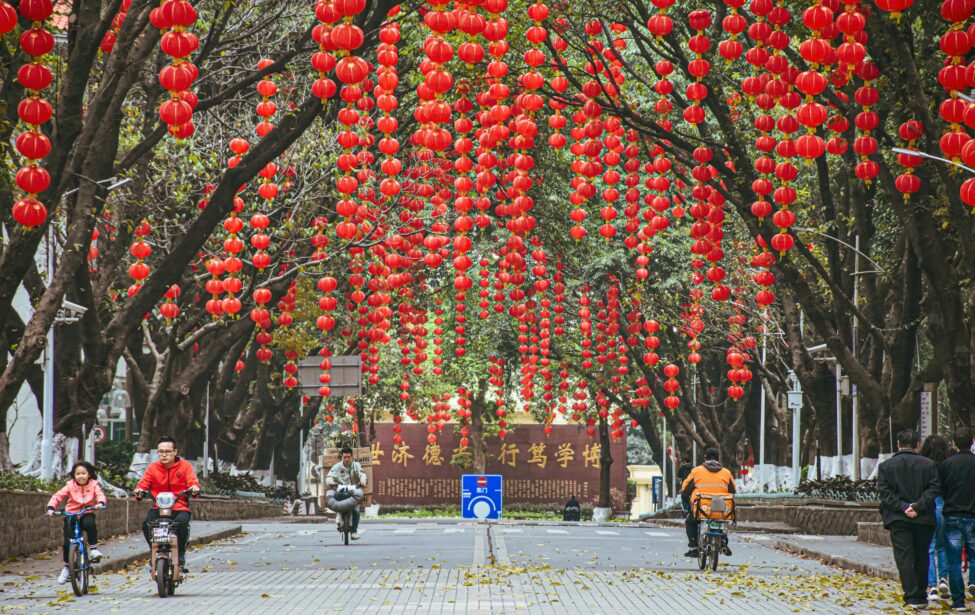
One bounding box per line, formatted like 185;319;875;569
889;521;936;605
685;514;699;547
62;513;98;563
142;510;191;564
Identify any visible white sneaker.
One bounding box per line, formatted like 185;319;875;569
969;584;975;600
929;587;942;603
941;579;951;598
351;533;361;540
89;547;103;561
57;567;70;584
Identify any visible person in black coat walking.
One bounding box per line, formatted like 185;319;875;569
877;429;941;609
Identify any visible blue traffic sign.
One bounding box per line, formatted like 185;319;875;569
652;476;663;505
461;474;503;520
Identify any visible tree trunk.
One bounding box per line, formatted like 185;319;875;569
597;417;612;509
470;379;489;475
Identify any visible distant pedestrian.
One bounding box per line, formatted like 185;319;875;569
563;495;581;522
877;429;941;610
940;427;975;611
920;434;951;604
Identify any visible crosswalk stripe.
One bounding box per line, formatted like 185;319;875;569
444;528;465;534
546;529;569;534
596;530;619;536
502;528;523;533
645;531;670;537
393;528;415;534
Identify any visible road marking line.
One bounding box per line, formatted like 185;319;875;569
502;528;523;533
796;535;825;541
596;530;619;536
749;535;772;541
444;528;465;534
493;530;512;566
473;526;486;567
645;531;670;537
546;529;569;534
393;528;415;534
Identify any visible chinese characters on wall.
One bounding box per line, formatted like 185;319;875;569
371;424;627;508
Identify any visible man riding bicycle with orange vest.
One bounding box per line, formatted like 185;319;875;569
681;447;736;558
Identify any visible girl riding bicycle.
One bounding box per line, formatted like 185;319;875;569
46;461;107;584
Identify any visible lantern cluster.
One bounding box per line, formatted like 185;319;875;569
153;0;200;138
896;121;925;199
99;0;132;54
13;0;56;229
662;363;681;411
127;220;152;297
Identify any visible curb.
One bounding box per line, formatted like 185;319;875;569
272;516;659;528
92;525;242;574
773;540;898;581
654;518;799;535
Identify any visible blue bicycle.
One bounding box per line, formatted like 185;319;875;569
51;506;103;596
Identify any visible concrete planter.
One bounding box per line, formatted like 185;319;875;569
592;507;613;523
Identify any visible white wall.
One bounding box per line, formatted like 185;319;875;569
7;285;41;465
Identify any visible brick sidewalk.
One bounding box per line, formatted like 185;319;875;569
0;521;241;582
0;565;900;614
769;534;898;581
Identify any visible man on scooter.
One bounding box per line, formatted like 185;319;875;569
134;436;200;573
326;446;367;540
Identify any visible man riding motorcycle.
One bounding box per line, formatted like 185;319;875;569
680;447;736;558
326;446;367;540
134;436;200;572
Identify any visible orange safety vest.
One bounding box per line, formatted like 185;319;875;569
680;462;736;505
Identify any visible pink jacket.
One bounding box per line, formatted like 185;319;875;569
47;479;107;514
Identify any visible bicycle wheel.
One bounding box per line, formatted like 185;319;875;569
69;541;88;596
156;557;170;598
709;539;720;571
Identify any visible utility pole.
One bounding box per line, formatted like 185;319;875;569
851;235;861;481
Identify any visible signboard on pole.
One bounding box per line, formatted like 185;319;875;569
919;385;937;438
91;425;107;443
461;474;502;520
652;476;663;506
297;354;362;397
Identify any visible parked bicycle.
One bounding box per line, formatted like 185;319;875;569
694;494;735;572
50;505;103;596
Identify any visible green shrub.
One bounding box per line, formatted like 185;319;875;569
200;472;296;500
0;472;62;493
796;476;878;501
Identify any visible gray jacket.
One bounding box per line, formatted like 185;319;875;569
326;460;367;488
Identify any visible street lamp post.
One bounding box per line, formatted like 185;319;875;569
787;371;804;488
794;228;885;481
758;327;767;493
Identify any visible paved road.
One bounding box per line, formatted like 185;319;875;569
0;521;902;614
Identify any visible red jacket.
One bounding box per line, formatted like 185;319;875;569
136;457;200;512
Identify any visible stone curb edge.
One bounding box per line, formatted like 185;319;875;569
274;516;657;528
653;518;799;535
773;540;898;582
92;526;242;575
